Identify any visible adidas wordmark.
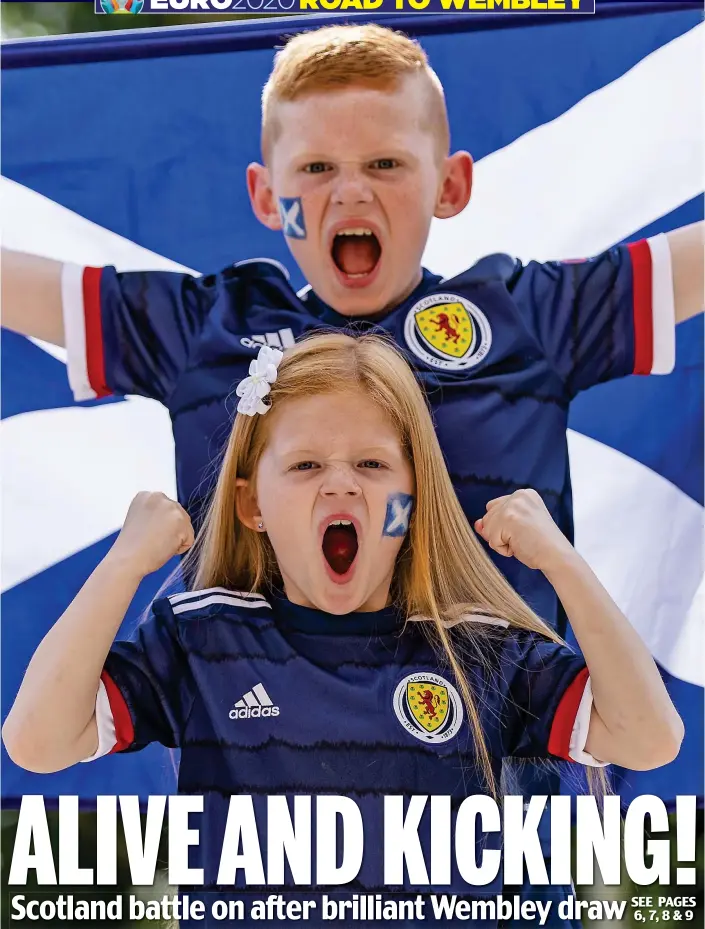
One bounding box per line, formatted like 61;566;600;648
229;683;280;720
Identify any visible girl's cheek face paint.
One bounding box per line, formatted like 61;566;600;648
383;493;414;537
278;197;307;239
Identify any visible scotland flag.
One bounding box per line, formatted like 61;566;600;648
2;3;702;804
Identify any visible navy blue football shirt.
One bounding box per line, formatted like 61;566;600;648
62;238;674;632
85;587;600;925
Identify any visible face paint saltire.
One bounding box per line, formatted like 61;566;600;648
383;493;414;537
278;197;306;239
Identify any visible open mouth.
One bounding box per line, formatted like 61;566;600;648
331;228;382;280
322;519;359;576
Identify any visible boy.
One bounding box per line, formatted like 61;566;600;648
2;22;702;917
3;25;702;629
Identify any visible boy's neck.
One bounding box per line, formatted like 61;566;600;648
306;267;440;324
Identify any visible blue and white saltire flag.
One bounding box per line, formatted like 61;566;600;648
2;4;702;804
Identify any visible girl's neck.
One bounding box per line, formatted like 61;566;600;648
272;594;403;636
280;575;394;614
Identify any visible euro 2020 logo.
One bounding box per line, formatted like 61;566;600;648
100;0;144;12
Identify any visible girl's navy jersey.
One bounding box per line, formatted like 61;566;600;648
62;239;674;630
86;589;601;923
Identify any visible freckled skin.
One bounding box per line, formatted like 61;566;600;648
247;77;472;317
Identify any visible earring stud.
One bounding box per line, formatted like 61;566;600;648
257;522;264;530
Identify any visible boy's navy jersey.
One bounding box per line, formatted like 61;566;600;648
86;588;601;923
62;239;674;630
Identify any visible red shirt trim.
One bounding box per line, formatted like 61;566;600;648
100;670;135;753
547;666;589;760
627;240;654;375
83;267;111;399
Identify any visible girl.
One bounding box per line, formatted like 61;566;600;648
4;333;682;923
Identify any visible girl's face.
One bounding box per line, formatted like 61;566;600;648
244;389;415;615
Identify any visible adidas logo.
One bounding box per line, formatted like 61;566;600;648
241;328;295;351
229;683;280;720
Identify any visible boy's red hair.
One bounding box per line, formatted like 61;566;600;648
261;24;450;159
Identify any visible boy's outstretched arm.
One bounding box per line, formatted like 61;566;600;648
1;249;65;346
1;492;193;774
669;221;704;324
2;249;216;407
476;490;684;771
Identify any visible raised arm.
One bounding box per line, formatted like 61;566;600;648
1;248;65;345
475;490;684;771
2;249;220;405
668;221;704;325
2;492;193;773
512;222;703;399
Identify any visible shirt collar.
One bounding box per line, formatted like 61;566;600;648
272;594;405;636
301;268;442;327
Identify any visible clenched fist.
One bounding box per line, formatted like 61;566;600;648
111;492;194;577
474;489;573;572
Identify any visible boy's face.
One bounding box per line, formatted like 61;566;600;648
246;390;415;616
248;77;472;317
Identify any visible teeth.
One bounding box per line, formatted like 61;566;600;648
329;519;353;526
337;228;373;237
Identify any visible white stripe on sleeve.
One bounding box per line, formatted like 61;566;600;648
61;262;96;402
568;677;608;768
648;233;676;375
80;679;116;763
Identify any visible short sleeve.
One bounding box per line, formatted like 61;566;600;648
82;598;192;761
511;234;675;397
61;263;219;404
495;632;605;767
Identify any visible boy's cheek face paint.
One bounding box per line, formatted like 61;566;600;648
278;197;307;239
383;492;414;537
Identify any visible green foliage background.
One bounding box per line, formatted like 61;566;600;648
0;0;273;38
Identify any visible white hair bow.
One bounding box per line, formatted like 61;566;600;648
235;345;284;416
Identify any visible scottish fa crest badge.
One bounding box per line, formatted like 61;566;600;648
408;680;450;732
393;672;463;743
404;293;492;371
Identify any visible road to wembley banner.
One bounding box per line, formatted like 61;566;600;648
94;0;595;15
